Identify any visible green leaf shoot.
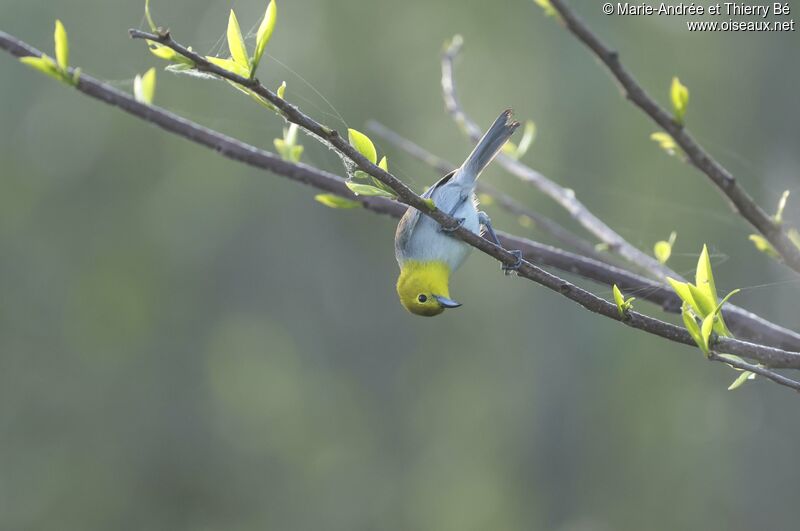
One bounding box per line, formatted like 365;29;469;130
670;76;689;124
345;181;396;198
774;190;790;224
19;55;60;80
252;0;277;75
748;234;780;259
681;306;704;352
227;10;250;72
144;0;158;31
314;194;361;209
533;0;558;17
54;20;68;71
276;80;286;99
274;124;304;162
133;67;157;104
654;231;677;263
347;128;378;164
650;132;678;156
728;370;755;390
612;284;635;318
205;56;251;78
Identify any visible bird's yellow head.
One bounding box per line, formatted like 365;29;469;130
396;260;461;317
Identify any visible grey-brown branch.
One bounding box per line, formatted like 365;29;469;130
441;36;679;282
2;28;800;391
365;120;800;353
547;0;800;275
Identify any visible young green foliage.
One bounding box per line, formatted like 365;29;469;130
533;0;559;17
774;190;790;224
612;284;635;318
748;234;780;259
345;181;397;198
145;0;158;31
227;10;250;72
19;20;79;86
314;194;361;209
670;76;689;125
274;123;304;163
650;132;680;157
653;231;677;264
667;245;732;339
54;20;68;71
347;128;378;164
133;67;157;104
252;0;277;76
502;120;536;160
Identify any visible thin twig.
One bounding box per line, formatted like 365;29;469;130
441;36;678;281
367;119;610;263
547;0;800;275
2;30;800;391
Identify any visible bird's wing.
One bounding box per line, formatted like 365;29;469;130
395;170;457;261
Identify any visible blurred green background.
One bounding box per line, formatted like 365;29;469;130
2;0;799;529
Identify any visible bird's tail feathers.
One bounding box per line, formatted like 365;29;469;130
458;109;520;183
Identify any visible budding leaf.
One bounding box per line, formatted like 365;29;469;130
681;306;704;352
346;181;396;198
748;234;780;259
533;0;558;17
227;10;250;72
347;128;377;164
144;0;158;31
728;370;755;391
252;0;277;75
667;277;699;315
695;244;717;303
134;67;157;104
700;312;715;355
670;76;689;124
422;198;436;211
276;80;286;99
54;20;68;71
314;194;361;209
650;132;678;156
206;56;251;78
774;190;790;224
612;284;635;318
19;55;61;80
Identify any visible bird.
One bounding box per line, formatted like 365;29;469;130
394;109;521;316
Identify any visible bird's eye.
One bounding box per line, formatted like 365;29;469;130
417;294;428;303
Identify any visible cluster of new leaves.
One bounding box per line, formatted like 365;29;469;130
650;77;689;158
612;285;635;318
749;191;800;259
345;129;398;199
19;20;80;86
134;67;156;104
668;246;755;389
653;231;677;264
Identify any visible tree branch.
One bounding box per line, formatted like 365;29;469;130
547;0;800;274
441;36;679;281
366;120;800;354
3;30;800;391
367;119;611;264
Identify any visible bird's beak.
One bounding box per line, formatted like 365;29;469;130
434;295;462;309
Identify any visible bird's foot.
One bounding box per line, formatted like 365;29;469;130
440;217;466;233
502;250;523;275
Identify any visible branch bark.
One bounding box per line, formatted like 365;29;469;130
547;0;800;274
365;120;800;353
441;36;679;281
2;29;800;391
